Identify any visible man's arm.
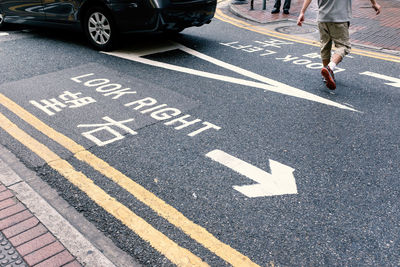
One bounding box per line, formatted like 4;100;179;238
297;0;312;26
370;0;381;14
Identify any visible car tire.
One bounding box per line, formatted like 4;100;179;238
84;6;116;51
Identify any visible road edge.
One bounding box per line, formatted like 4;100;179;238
0;144;140;267
225;2;400;57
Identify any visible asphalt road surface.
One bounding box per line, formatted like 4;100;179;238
1;3;400;266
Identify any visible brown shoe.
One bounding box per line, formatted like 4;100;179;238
321;66;336;90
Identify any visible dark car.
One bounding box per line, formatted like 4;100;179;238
0;0;216;50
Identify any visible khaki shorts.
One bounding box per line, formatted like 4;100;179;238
318;22;351;61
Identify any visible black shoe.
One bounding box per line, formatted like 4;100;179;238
271;8;280;14
283;9;289;14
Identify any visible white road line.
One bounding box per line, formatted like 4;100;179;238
104;49;358;112
0;33;9;37
178;43;301;90
206;149;297;197
360;71;400;88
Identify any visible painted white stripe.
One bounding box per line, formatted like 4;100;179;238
178;43;299;90
104;50;358;112
0;33;9;37
360;71;400;88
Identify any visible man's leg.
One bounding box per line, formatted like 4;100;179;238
318;22;332;66
327;22;351;72
327;54;342;72
272;0;281;13
318;22;336;90
283;0;291;13
320;22;351;89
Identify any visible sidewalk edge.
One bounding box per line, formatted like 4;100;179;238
229;3;261;24
0;144;140;267
226;3;400;56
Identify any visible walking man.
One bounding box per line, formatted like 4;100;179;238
297;0;381;90
271;0;291;14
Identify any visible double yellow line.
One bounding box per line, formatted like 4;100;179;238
0;93;260;267
215;7;400;63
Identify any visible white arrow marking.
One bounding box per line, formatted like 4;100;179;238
360;71;400;88
206;149;297;197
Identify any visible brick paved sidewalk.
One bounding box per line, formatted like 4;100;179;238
230;0;400;51
0;145;137;267
0;183;81;267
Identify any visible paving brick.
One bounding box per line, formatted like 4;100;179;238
63;260;82;267
16;232;56;256
0;197;18;210
0;203;26;220
23;242;65;266
0;184;6;192
0;190;14;201
33;250;75;267
9;224;48;247
3;217;40;238
0;210;33;230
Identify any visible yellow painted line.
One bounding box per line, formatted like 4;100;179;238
217;8;318;44
216;9;320;46
0;93;260;267
0;112;207;267
215;8;400;63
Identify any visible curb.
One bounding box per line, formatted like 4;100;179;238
227;2;400;56
0;144;140;267
0;183;81;267
229;3;260;24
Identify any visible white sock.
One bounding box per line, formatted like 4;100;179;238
328;62;337;71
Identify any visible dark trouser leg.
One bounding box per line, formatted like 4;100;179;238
283;0;291;11
274;0;281;9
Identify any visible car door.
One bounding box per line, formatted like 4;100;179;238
1;0;45;21
42;0;77;22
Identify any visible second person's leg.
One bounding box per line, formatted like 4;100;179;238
272;0;281;13
283;0;291;13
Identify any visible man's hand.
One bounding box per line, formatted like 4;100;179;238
297;13;305;26
297;0;311;26
372;3;381;15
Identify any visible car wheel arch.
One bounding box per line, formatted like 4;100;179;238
78;0;113;27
